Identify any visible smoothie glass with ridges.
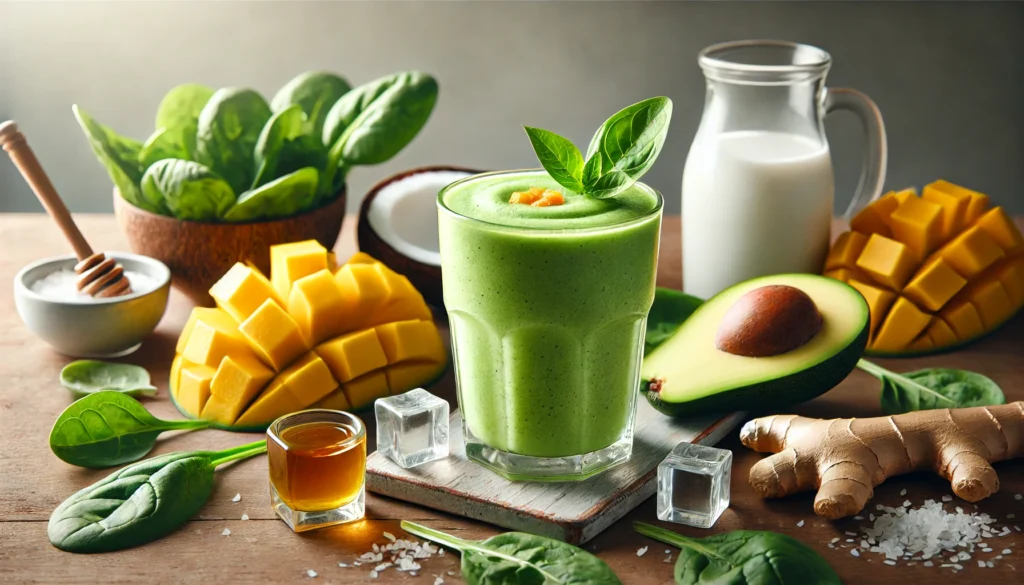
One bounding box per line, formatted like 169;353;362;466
438;169;663;481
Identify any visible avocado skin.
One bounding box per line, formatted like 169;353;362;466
643;323;868;418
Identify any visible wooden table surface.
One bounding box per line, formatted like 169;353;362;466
1;213;1021;584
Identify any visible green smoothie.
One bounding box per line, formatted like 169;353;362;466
438;170;662;463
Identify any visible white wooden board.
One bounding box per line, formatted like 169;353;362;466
367;399;745;544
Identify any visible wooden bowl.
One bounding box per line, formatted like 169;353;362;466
114;187;346;306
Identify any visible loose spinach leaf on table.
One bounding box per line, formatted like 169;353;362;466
194;87;272;194
49;391;212;468
634;522;841;585
72;105;154;213
223;166;319;222
142;158;236;221
858;359;1006;415
270;71;351;138
252;104;306;188
48;440;266;553
60;360;158;398
645;288;704;355
154;82;215;159
402;521;622;585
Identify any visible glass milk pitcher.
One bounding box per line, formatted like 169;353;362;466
682;40;887;299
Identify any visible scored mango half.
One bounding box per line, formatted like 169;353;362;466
170;241;446;429
825;180;1023;355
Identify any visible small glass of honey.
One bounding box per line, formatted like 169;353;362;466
267;409;366;532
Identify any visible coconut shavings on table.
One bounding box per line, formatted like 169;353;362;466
832;499;1017;572
338;534;443;580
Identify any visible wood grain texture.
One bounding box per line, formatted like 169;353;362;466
367;409;744;544
0;214;1021;584
113;188;346;306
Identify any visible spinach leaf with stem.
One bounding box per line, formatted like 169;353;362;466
154;82;214;159
195;88;272;194
49;391;212;468
270;71;351;138
138;127;187;171
634;522;841;585
857;358;1005;415
581;97;672;199
402;521;622;584
60;360;158;398
72;105;153;212
523;127;585;193
48;440;266;553
223;166;319;222
142;158;236;221
252;104;306;188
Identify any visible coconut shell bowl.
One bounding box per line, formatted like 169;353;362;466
114;187;346;306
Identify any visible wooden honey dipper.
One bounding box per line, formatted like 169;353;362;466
0;120;132;297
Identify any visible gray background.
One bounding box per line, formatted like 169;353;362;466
1;0;1022;215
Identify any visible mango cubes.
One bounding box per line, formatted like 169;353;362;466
824;180;1023;354
171;240;447;428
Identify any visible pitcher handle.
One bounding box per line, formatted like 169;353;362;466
825;88;888;221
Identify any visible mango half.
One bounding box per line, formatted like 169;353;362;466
170;240;446;430
825;180;1024;355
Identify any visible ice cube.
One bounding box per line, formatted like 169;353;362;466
376;389;449;468
656;442;731;528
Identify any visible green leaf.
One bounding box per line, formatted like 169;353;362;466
634;523;841;585
194;88;272;194
270;71;351;138
252;104;306;188
858;359;1006;415
582;97;672;199
72;105;154;213
322;71;438;192
222;167;318;222
645;288;704;355
523;127;585;193
138;127;187;171
141;159;236;221
60;360;157;398
48;391;210;468
402;521;621;585
154;83;214;159
48;440;265;553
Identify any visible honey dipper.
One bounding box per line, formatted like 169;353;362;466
0;120;132;297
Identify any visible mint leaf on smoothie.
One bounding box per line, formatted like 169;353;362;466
525;96;673;200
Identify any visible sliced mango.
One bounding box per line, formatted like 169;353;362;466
936;226;1005;279
238;299;308;371
847;279;897;338
888;195;943;259
271;240;329;300
173;241;448;428
965;191;991;225
825;231;869;271
926;318;958;348
968;278;1014;329
940;300;984;341
210;263;280;322
850;191;901;237
870;297;932;353
994;257;1024;305
922;180;972;239
903;257;967;312
906;334;935;352
976;207;1024;255
856;234;918;290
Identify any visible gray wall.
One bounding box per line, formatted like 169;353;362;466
2;1;1022;215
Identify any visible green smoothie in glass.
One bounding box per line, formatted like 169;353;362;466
439;170;663;479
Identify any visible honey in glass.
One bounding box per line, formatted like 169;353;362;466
267;409;366;531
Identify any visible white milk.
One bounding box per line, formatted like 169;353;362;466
682;130;834;299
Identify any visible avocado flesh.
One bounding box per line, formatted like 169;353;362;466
642;274;869;417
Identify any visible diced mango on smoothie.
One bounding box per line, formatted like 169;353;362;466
824;179;1023;354
510;187;565;207
172;241;447;428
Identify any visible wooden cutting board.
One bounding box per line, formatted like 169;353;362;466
366;398;744;544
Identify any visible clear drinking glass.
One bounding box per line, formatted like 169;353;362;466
682;40;887;299
267;409;366;532
438;170;663;481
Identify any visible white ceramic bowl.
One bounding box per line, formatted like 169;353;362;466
14;252;171;357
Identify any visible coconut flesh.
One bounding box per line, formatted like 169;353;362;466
365;170;472;267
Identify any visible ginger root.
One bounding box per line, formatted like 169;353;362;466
739;402;1024;519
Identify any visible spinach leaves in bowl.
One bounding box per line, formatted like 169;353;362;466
75;71;438;223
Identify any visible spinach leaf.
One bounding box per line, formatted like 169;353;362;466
645;288;704;355
138;127;187;171
322;71;438;192
48;440;265;553
634;522;841;585
581;97;672;199
402;521;621;585
49;391;211;468
142;158;236;221
222;167;318;222
155;82;214;159
857;359;1006;415
60;360;158;398
524;127;585;193
194;88;272;194
72;105;152;213
270;71;351;138
252;104;306;188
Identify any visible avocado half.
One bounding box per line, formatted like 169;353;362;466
642;274;869;418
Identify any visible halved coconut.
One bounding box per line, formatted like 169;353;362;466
358;166;480;307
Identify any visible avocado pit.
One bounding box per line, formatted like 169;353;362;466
715;284;823;357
